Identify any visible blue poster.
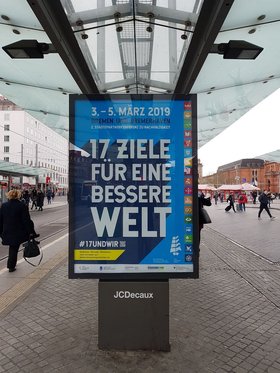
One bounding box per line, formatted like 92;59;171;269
69;95;198;279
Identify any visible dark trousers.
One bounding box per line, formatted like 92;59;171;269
258;204;272;218
7;244;20;269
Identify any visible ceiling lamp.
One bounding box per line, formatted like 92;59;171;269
114;13;123;33
2;40;56;59
146;12;154;33
210;40;263;60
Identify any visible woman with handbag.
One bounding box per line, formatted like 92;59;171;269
0;189;39;272
198;192;212;246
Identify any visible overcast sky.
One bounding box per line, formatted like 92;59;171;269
198;88;280;176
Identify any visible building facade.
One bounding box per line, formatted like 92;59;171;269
264;161;280;193
216;159;265;188
200;158;280;193
0;97;68;191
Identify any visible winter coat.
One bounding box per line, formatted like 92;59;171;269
238;194;247;204
37;191;45;207
0;199;35;245
227;195;234;205
198;195;212;229
259;193;269;205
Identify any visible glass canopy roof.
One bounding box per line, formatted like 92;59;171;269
63;0;202;93
0;160;48;177
0;0;280;153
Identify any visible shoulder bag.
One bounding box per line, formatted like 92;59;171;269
23;239;43;266
200;208;212;224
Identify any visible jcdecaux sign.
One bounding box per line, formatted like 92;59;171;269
69;94;199;279
113;291;154;299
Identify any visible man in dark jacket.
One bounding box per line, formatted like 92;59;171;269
258;190;276;220
0;189;38;272
226;193;236;212
36;190;45;211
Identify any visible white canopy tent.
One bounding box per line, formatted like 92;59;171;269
217;183;260;191
198;184;217;191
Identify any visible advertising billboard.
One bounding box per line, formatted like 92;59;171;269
69;94;198;279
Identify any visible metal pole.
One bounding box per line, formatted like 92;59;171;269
21;143;23;164
35;143;38;167
97;0;105;85
21;144;24;187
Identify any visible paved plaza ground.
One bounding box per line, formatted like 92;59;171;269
0;201;280;372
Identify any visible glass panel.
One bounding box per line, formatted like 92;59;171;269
150;20;195;86
155;0;202;11
64;0;203;92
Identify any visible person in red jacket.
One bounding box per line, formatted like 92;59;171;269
238;192;248;211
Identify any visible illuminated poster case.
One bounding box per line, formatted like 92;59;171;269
69;94;198;279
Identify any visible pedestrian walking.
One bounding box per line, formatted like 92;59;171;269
267;192;275;207
30;188;37;210
22;189;30;208
225;193;236;212
252;190;257;204
37;189;45;211
258;190;276;220
46;189;52;205
0;189;39;272
214;191;219;205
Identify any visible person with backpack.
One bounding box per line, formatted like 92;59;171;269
258;190;276;220
238;192;248;212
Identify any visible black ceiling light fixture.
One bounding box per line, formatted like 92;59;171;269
146;12;154;33
210;40;263;60
114;12;123;33
2;40;56;59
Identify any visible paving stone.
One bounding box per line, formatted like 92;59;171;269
268;368;280;373
0;226;280;372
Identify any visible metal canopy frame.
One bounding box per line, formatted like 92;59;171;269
25;0;209;95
